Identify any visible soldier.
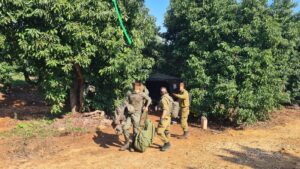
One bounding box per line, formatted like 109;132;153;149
173;82;190;139
120;81;152;151
157;87;172;151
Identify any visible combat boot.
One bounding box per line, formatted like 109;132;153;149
160;142;171;151
129;142;135;152
178;131;189;139
119;141;130;151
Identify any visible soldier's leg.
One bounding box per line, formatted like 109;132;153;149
165;117;171;141
120;116;132;151
157;116;171;143
159;116;171;151
122;116;132;142
131;113;141;136
157;120;168;143
181;107;190;132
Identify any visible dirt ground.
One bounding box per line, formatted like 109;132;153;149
0;86;300;169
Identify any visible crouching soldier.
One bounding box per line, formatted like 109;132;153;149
120;81;152;151
157;87;172;151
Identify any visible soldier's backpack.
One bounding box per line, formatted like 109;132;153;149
134;118;156;152
166;95;180;118
171;101;180;118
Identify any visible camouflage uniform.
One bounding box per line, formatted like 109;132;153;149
123;91;151;142
157;93;171;143
174;89;190;132
140;84;150;125
141;84;149;96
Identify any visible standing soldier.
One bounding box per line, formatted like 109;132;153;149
173;82;190;139
120;81;152;151
157;87;172;151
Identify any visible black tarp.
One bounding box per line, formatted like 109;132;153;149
146;73;181;103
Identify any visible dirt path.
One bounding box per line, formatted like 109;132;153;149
1;109;299;169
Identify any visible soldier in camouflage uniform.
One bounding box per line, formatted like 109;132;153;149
120;81;152;151
173;82;190;139
157;87;172;151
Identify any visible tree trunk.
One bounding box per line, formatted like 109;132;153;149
70;76;78;113
23;70;37;85
75;64;84;112
70;64;84;113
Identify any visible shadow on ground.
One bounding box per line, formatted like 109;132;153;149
219;145;300;169
93;131;123;149
149;143;161;150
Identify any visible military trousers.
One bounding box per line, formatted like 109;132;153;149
180;107;190;132
157;116;171;143
122;112;141;142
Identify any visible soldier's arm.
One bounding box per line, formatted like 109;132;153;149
161;98;169;119
124;91;131;106
142;93;152;107
173;91;188;100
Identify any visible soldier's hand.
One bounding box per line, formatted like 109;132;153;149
143;107;148;112
159;118;163;125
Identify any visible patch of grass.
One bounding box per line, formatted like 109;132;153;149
64;119;88;134
0;119;57;139
11;72;26;86
67;126;87;133
0;118;88;139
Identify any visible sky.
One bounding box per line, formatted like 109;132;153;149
145;0;300;33
145;0;169;32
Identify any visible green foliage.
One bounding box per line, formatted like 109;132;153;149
0;0;157;114
0;62;16;92
164;0;299;124
271;0;300;104
10;72;26;86
287;12;300;102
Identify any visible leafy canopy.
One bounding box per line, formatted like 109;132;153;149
0;0;157;113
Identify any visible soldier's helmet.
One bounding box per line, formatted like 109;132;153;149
126;104;135;114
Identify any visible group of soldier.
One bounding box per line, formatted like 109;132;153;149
119;81;190;152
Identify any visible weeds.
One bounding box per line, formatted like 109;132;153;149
0;118;87;139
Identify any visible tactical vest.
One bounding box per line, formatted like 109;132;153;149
128;92;145;113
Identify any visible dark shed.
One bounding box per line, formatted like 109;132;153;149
146;73;181;104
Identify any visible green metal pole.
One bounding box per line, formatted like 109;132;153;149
112;0;133;45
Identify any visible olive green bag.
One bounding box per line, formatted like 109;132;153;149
166;95;180;118
134;117;156;152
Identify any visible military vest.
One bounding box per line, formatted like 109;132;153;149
128;92;145;113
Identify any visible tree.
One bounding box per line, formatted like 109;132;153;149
163;0;193;76
271;0;300;103
164;0;299;124
0;13;15;92
287;12;300;103
165;0;241;123
0;0;157;114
